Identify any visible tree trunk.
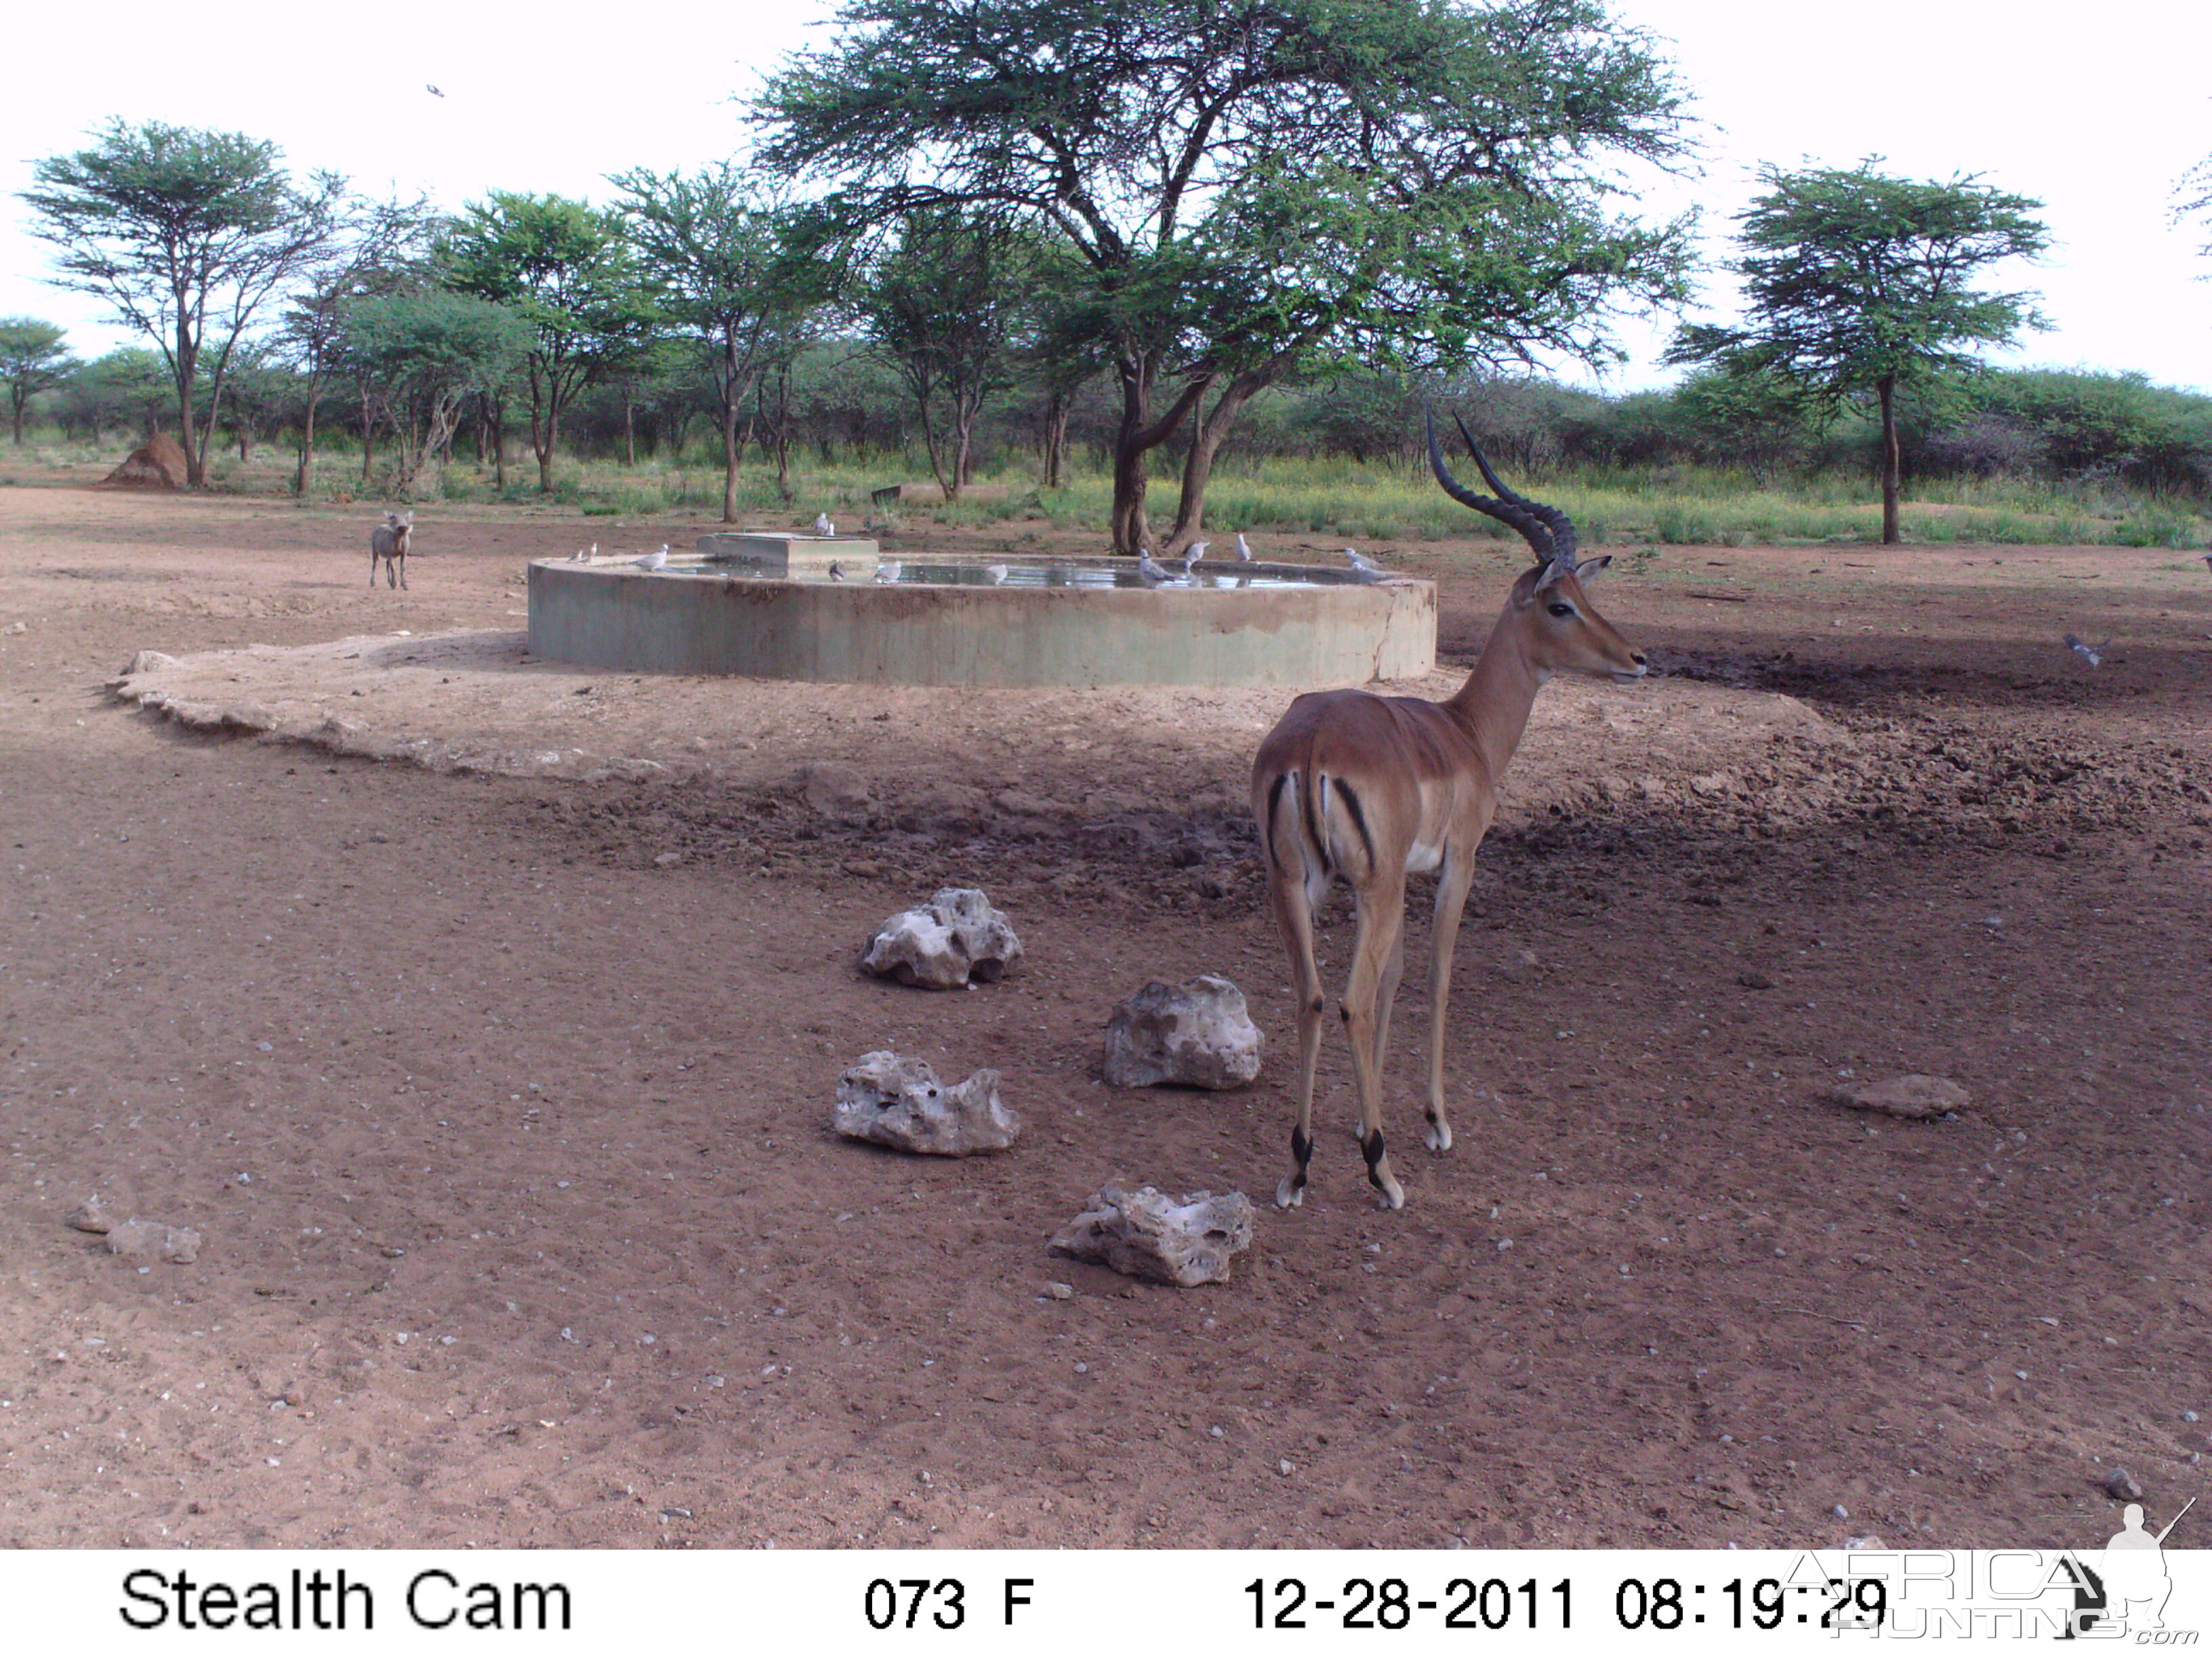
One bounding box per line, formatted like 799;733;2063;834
916;394;951;500
623;390;636;469
535;409;556;493
1164;364;1284;552
1042;390;1069;489
1878;374;1901;546
9;392;24;445
359;388;375;489
1107;346;1212;554
721;397;740;525
527;363;556;493
174;304;205;489
295;378;321;496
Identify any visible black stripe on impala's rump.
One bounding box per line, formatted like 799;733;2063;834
1264;773;1292;871
1301;771;1330;874
1335;777;1376;874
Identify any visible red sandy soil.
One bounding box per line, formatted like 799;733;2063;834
1;480;2209;1551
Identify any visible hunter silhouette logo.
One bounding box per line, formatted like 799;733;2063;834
2063;1495;2195;1639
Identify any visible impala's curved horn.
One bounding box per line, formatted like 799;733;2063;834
1425;405;1579;570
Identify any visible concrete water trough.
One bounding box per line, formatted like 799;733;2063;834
526;539;1435;688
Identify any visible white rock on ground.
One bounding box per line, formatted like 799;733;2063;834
859;888;1023;989
1048;1179;1255;1286
103;1218;203;1263
1832;1074;1971;1120
1103;975;1262;1089
832;1051;1020;1155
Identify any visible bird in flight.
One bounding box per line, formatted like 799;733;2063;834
426;84;445;98
2063;633;2108;668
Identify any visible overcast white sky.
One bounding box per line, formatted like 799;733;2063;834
3;1;2208;393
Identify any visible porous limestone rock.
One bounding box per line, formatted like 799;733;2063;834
860;887;1023;989
832;1051;1019;1155
116;649;178;681
1832;1073;1971;1121
104;1218;202;1263
1048;1179;1254;1287
1103;975;1262;1090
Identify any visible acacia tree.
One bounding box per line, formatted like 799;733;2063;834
1666;160;2049;544
0;319;79;444
858;210;1033;497
2177;152;2212;263
441;193;651;492
54;348;169;445
20;121;345;487
758;0;1693;552
281;194;436;495
609;165;824;520
338;291;532;496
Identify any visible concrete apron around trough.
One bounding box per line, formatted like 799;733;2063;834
525;558;1437;687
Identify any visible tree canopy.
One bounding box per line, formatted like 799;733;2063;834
610;164;827;519
0;318;80;445
757;0;1695;550
20;119;346;487
441;192;653;491
857;210;1035;499
336;291;531;495
1666;159;2048;542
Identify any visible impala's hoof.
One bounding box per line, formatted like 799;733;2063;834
1374;1182;1406;1212
1425;1120;1452;1153
1275;1177;1305;1209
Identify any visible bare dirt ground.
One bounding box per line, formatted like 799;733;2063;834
1;478;2209;1552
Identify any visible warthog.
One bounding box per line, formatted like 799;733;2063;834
369;512;413;589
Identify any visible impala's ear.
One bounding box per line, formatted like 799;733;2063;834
1573;554;1612;583
1532;559;1571;592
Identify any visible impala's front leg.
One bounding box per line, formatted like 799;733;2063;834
1343;882;1408;1210
1422;848;1479;1153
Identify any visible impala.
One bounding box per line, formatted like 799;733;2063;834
1251;411;1647;1210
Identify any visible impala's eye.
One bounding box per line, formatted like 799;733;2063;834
1547;602;1575;618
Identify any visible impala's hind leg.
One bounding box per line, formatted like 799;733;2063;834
1421;848;1479;1153
1370;927;1406;1125
1342;877;1408;1210
1269;867;1329;1208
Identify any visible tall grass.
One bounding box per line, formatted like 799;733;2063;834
8;427;2206;548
